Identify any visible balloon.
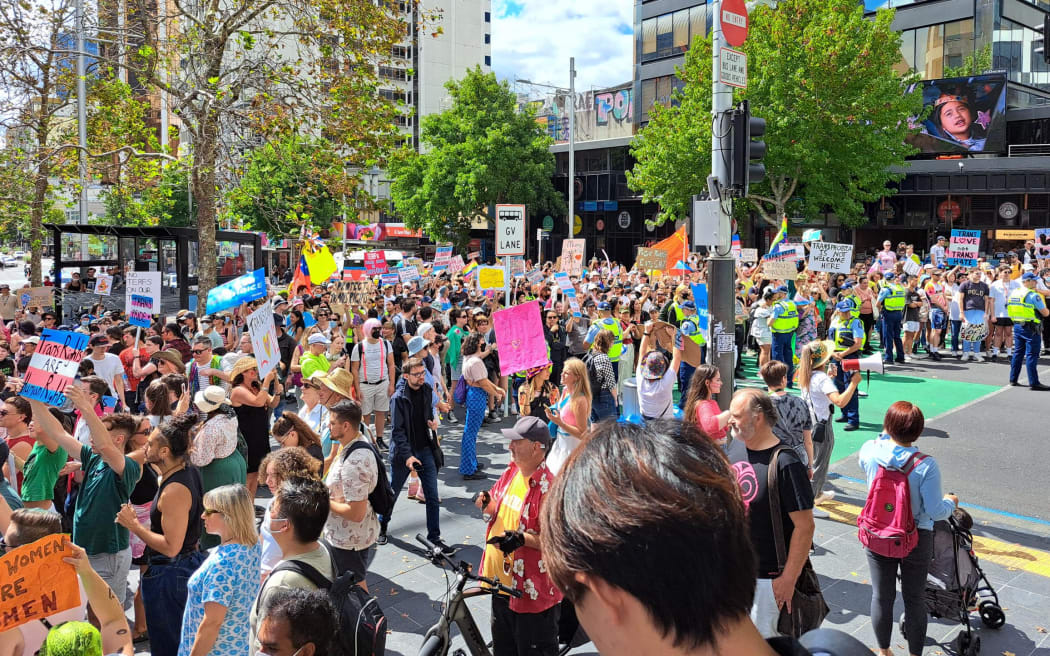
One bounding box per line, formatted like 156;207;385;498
672;406;684;420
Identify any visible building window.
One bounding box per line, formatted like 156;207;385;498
392;45;411;59
485;33;490;44
485;11;490;22
485;55;491;66
942;19;974;73
380;88;408;103
673;9;689;50
642;5;708;63
689;5;707;43
642;17;657;57
379;65;409;81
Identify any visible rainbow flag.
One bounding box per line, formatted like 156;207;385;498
765;216;788;259
463;260;479;278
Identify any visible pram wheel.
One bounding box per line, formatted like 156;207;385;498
953;630;980;655
978;601;1005;629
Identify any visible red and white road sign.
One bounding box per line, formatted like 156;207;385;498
720;0;749;47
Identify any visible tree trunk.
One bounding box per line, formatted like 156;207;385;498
194;116;219;313
30;164;48;289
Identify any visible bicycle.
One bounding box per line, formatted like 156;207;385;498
415;534;521;656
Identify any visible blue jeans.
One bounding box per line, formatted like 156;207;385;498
771;331;795;385
963;310;985;353
881;310;904;362
1011;322;1041;386
141;551;206;656
950;319;962;352
590;388;617;422
383;445;441;542
834;356;860;427
678;361;695;409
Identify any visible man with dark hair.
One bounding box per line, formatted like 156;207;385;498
87;334;126;406
187;336;228;394
727;388;815;639
251;476;335;651
105;325;125;355
257;588;337;656
162;322;192;363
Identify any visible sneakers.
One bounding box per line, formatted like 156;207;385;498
843;424;860;431
834;416;848;423
960;353;972;362
445;413;459;425
814;491;835;505
973;354;984;363
376;531;388;546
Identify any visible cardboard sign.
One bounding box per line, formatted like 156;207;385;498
205;268;267;314
448;255;465;273
902;259;921;276
526;269;545;284
93;274;113;296
20;329;88;406
125;271;161;317
946;229;980;267
363;251;388;275
478;266;506;290
433;246;453;266
505;256;526;276
807;242;854;274
561;239;586;277
398;265;420;282
0;535;80;632
740;248;759;264
246;304;279;378
23;287;54;310
764;259;799;280
380;273;400;287
636;247;667;271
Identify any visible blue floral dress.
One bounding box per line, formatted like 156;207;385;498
178;542;261;656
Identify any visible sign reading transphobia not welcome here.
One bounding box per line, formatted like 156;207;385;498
20;329;89;406
807;242;854;274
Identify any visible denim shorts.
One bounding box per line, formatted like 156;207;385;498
929;308;946;330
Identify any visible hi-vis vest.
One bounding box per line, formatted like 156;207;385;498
595;317;623;362
1007;287;1038;323
883;283;906;311
770;301;799;334
830;316;865;352
682;314;707;346
843;294;860;319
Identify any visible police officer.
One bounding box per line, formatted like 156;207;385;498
876;272;907;364
659;285;692;329
676;300;707;408
829;300;866;431
767;285;800;388
1006;272;1050;391
585;301;623;382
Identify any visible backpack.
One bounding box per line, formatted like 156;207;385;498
582;352;603;395
266;552;387;656
453;375;468;406
857;452;926;559
344;441;396;517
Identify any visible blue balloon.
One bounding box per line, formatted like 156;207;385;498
672;406;684;420
624;413;644;425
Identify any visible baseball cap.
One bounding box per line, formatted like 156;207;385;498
597;301;611;310
773;285;788;293
1022;272;1039;281
1022;263;1035;271
840;281;854;290
835;300;853;313
680;300;696;310
501;416;551;449
307;333;331;345
884;273;895;280
23;336;39;345
937;235;946;240
272;297;288;308
89;335;108;347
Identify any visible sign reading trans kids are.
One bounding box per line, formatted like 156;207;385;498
946;229;980;267
20;329;89;406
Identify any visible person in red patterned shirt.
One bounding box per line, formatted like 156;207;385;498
475;415;562;656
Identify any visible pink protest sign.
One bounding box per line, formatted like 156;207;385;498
492;302;549;377
364;251;388;275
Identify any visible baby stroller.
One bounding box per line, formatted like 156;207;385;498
901;509;1005;655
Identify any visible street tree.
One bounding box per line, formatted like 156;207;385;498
388;67;563;248
628;0;923;228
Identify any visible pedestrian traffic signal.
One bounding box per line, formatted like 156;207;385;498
729;100;766;197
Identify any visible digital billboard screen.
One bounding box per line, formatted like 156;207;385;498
905;73;1007;155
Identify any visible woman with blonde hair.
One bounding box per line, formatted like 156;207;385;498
544;357;591;476
178;483;260;656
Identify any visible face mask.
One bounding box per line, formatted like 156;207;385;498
370;328;381;339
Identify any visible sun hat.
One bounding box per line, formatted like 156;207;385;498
194;385;227;413
151;348;183;369
318;367;355;399
407;335;430;356
229;357;258;381
501;416;552;449
642;351;668;380
415;322;434;337
525;362;552;379
307;332;331;345
807;340;836;369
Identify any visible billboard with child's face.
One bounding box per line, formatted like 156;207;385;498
906;74;1007;154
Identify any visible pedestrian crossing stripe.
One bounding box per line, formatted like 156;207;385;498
819;500;1050;579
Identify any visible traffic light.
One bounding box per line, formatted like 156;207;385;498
729;100;766;197
1036;13;1050;65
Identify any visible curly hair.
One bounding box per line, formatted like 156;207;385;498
259;446;321;487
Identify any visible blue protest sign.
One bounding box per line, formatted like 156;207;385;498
945;229;980;267
691;283;710;341
206;268;268;313
128;294;153;328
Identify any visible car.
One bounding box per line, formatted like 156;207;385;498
0;256;18;268
12;251;24;258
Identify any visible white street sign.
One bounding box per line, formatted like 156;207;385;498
496;204;526;257
719;47;747;89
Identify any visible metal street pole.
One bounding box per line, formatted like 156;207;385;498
75;0;88;226
707;0;737;410
567;57;576;239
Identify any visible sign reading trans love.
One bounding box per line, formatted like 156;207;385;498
496;204;526;257
721;0;748;48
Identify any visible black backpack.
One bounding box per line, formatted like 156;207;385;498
344;440;395;517
582;352;603;395
266;553;387;656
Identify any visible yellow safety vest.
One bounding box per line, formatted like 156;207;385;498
596;317;623;362
770;300;799;334
830;316;865;352
682;314;707;346
883;283;906;311
672;303;684;324
1007;287;1038;323
843;294;860;319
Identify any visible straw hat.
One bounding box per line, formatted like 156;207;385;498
807;340;836;369
318;367;355;399
152;349;185;370
229;357;258;382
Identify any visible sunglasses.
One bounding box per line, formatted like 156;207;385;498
406;370;426;378
0;410;9;416
202;508;224;517
191;349;209;354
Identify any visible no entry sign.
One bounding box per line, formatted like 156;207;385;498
721;0;748;47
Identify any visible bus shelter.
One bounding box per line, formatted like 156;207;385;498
47;224;264;322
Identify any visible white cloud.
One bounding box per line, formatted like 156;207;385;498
492;0;634;91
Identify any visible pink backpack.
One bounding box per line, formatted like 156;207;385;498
858;452;926;558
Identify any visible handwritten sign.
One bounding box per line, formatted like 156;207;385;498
526;269;545;284
808;242;853;274
492;302;548;376
363;251;388;275
764;259;799;280
478;266;506;290
946;229;980;267
0;535;80;632
379;273;400;287
433;246;453;266
20;329;89;406
246;305;279;378
92;274;113;297
561;239;585;277
448;255;465;274
902;259;921;276
24;287;54;310
398;265;420;283
125;271;161;319
740;248;758;264
636;247;667;271
205;268;267;314
127;294;152;328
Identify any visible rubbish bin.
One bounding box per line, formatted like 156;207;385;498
621;377;640;419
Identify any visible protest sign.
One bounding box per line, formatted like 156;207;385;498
433;246;453;266
405;257;424;270
398;265;420;282
246;305;280;378
690;283;710;342
92;274;113;296
807;242;854;274
1035;228;1050;259
902;259;921;276
205;268;267;314
0;535;80;632
23;287;53;310
506;256;526;276
492;302;549;376
20;329;88;406
553;272;574;294
478;266;506;290
561;239;585;276
764;259;799;280
526;269;545;284
946;229;980;267
636;247;667;271
127;294;153;328
448;255;465;273
125;271;161;317
363;251;388;275
345;280;373;304
380;273;400;287
740;248;758;264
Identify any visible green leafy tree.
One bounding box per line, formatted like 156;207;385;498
628;0;923;228
225;133;351;239
388;67;564;248
99;161;195;227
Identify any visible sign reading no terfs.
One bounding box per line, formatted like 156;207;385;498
496;204;526;257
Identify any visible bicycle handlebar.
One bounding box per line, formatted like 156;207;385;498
416;534;522;598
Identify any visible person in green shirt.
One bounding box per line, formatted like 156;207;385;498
300;333;333;380
445;308;468;381
20;407;69;509
29;384;145;615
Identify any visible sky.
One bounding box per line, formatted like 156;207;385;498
491;0;634;92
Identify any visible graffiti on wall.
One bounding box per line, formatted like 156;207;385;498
595;89;633;126
522;85;634;144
